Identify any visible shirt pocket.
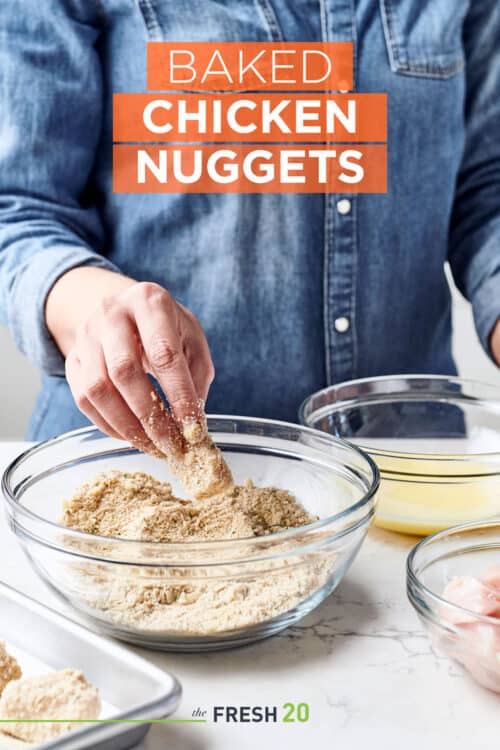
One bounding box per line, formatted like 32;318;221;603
137;0;283;42
379;0;469;79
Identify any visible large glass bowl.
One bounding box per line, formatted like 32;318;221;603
300;375;500;535
407;520;500;693
2;417;379;652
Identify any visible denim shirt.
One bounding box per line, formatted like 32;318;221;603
0;1;499;440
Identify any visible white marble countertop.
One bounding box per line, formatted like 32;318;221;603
0;442;497;749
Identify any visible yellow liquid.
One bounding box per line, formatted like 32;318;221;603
369;452;500;536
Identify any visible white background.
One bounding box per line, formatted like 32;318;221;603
1;275;499;439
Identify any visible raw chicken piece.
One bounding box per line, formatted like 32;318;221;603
166;414;234;499
0;669;101;744
482;565;500;590
441;568;500;693
146;395;234;500
454;621;500;693
443;575;500;623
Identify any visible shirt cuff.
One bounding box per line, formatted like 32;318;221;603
9;246;120;376
471;271;500;362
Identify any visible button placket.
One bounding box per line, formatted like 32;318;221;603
322;0;358;385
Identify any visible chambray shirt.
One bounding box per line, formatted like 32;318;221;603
0;1;499;440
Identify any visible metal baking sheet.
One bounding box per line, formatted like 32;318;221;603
0;581;181;750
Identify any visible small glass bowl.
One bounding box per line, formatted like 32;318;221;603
2;417;379;652
407;520;500;693
300;375;500;535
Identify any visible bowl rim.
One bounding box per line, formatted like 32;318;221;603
1;416;380;559
299;373;500;463
407;518;500;626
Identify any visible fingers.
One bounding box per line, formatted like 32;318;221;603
179;304;215;402
66;338;158;455
65;281;215;454
100;310;183;453
131;285;201;422
65;353;122;440
185;339;214;403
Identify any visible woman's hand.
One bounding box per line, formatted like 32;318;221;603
46;267;214;453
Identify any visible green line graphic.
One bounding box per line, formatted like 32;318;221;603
0;719;207;724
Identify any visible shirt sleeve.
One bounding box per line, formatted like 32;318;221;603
0;1;119;377
447;1;500;360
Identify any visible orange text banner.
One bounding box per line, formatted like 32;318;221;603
147;42;353;91
113;144;387;194
113;93;387;143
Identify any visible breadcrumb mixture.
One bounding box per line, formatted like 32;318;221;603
0;669;100;744
62;471;313;542
0;644;21;697
61;470;329;635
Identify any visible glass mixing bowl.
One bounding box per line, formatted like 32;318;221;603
300;375;500;535
2;417;379;652
407;520;500;693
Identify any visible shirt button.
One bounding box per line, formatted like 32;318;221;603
334;316;350;333
336;199;351;215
